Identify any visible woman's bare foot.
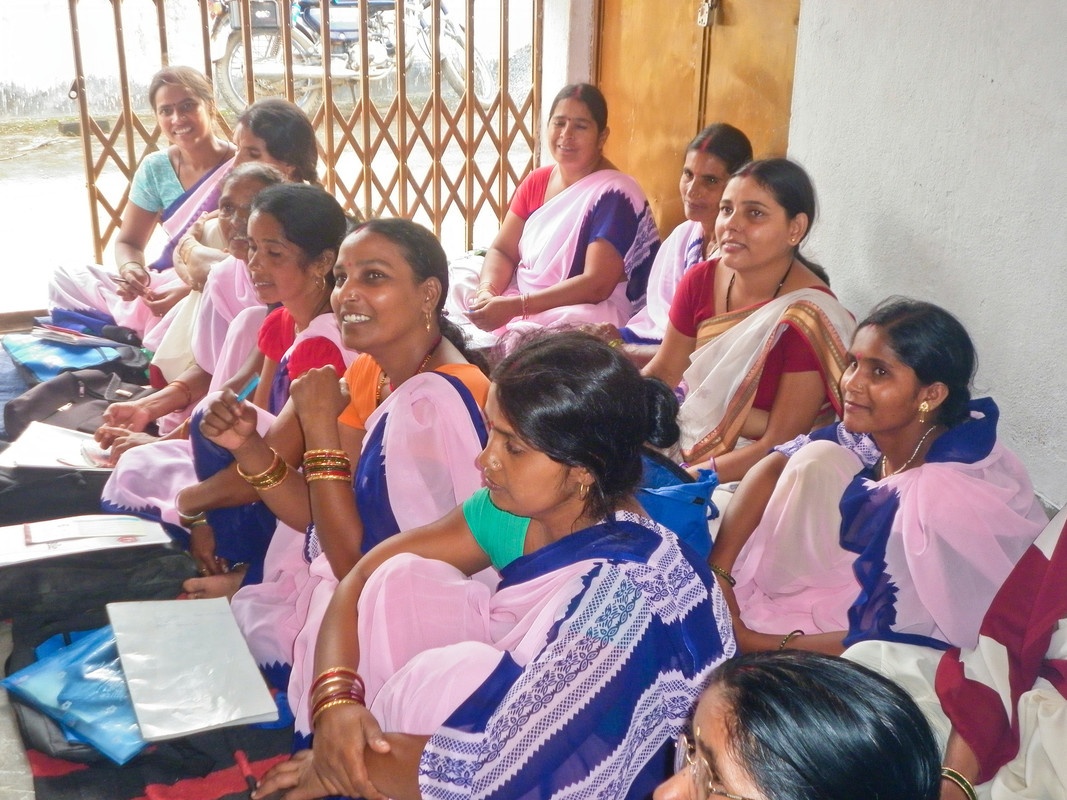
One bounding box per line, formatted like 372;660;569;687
182;565;248;600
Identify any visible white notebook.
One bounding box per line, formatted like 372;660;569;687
0;515;171;566
107;598;278;740
0;421;112;471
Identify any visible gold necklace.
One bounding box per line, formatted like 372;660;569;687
879;426;938;479
375;336;442;405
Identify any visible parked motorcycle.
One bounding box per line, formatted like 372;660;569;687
208;0;494;112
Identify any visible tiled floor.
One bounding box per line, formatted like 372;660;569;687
0;620;36;799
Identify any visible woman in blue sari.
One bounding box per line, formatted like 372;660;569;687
252;331;734;800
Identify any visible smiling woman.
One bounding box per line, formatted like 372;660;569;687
643;158;855;483
707;298;1047;656
448;83;660;343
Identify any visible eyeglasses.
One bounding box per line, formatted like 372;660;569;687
675;731;759;800
218;203;252;223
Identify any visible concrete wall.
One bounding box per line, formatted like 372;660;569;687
789;1;1067;510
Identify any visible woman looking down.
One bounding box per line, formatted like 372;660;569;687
252;331;734;800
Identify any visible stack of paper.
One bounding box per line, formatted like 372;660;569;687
0;515;171;566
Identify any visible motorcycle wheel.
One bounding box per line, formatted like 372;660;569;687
439;28;495;108
216;29;322;114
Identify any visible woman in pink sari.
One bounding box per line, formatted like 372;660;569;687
710;298;1046;656
457;84;659;341
49;67;235;340
175;221;489;736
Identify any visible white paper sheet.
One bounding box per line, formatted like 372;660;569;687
107;598;278;740
0;421;111;471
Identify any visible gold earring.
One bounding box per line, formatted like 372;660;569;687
425;310;432;332
316;273;326;291
918;400;929;425
578;483;589;500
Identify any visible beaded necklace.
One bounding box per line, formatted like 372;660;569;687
375;335;442;405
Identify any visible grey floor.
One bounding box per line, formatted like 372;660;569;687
0;620;36;799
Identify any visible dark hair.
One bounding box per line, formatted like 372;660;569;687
491;331;679;520
250;184;347;284
732;158;829;285
711;651;940;800
148;66;215;113
237;98;320;185
687;123;753;174
549;83;608;132
857;297;976;426
350;217;487;372
220;161;286;193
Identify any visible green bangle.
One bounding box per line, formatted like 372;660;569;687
708;563;736;587
940;768;977;800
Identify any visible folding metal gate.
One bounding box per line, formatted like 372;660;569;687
66;0;543;262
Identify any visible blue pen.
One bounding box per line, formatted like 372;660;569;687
236;375;259;402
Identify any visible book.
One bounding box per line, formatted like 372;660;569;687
106;598;279;740
0;515;171;566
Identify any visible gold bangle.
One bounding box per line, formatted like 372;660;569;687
940;768;978;800
237;449;290;490
708;563;736;587
475;281;498;297
305;471;352;483
178;509;207;529
119;260;145;274
778;629;805;650
310;697;362;729
520;292;530;320
304;448;348;458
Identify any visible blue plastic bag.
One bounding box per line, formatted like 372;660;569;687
638;454;718;559
0;626;147;764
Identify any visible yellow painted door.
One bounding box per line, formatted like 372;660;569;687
597;0;799;233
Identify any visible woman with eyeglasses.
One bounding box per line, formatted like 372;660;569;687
655;650;940;800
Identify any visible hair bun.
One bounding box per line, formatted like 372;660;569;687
644;377;680;449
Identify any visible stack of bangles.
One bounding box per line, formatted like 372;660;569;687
940;768;977;800
237;448;290;490
310;666;366;730
520;292;530;320
303;448;352;483
177;507;208;530
475;281;497;298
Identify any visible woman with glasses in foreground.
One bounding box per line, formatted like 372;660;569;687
655;650;940;800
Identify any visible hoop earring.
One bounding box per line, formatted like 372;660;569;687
316;274;326;291
578;483;589;500
918;400;929;425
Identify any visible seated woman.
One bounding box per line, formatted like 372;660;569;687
251;331;735;800
49;66;235;341
93;162;285;451
845;505;1067;800
50;89;318;352
101;184;354;586
711;298;1047;656
177;221;490;728
643;158;855;483
592;123;753;367
150;97;322;379
455;83;659;341
655;650;941;800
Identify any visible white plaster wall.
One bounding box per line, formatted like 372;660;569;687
789;1;1067;509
